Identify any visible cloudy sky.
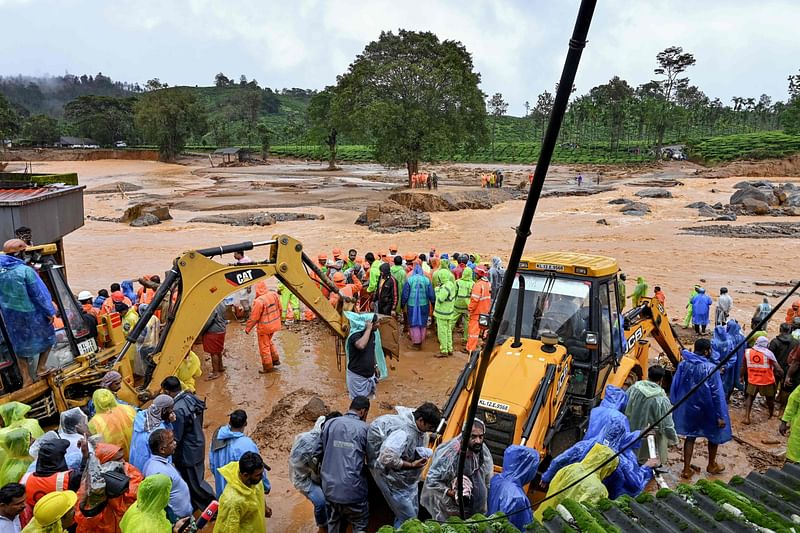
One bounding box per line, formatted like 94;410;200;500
2;0;798;115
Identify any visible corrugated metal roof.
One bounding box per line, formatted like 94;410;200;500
0;185;85;206
214;147;242;155
541;462;800;532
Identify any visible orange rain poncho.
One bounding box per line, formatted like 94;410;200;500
87;389;136;459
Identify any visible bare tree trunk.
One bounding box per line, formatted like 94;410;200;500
327;141;337;170
406;160;418;188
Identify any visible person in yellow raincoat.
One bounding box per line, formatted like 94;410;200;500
87;389;136;460
176;350;202;392
780;385;800;463
0;402;44;440
119;473;188;533
0;427;32;485
534;443;619;522
22;490;77;533
214;452;268;533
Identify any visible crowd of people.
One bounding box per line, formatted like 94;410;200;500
409;172;438;190
479;170;504;188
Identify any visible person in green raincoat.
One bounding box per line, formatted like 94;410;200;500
617;273;627;311
277;281;300;322
629;276;648;307
780;385;800;463
434;276;458;356
454;267;474;345
0;402;44;440
534;443;618;522
432;259;454;290
119;473;188;533
389;256;407;316
683;285;701;328
0;427;32;485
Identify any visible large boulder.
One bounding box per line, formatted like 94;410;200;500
619;201;651;214
730;186;774;206
733;180;774;190
129;214;161;227
358;200;431;233
388;192;455;212
635;188;672;199
121;203;172;223
686;201;710;209
740;198;771;215
784;193;800;207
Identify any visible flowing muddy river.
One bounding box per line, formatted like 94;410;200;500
10;157;796;530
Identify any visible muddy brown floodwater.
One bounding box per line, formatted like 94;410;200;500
8;157;796;530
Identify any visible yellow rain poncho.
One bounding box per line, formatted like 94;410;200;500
119;473;172;533
176;351;202;392
0;427;32;485
0;401;44;440
214;461;266;533
534;443;618;522
88;388;136;459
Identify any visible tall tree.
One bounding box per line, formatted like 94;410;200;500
589;76;633;151
307;86;340;169
0;93;19;144
22;114;59;146
64;95;136;146
214;73;232;87
331;30;487;186
652;46;696;155
782;68;800;134
134;88;206;161
487;93;508;156
533;90;554;143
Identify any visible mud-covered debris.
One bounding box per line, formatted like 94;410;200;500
541;185;613;198
635;187;673;199
686;201;710;209
121;203;172;223
85;181;143;194
356;200;431;233
387;189;525;212
298;397;329;422
630;178;683;187
189;213;275;226
596;218;609;225
129;213;161;227
619;201;651;214
271;212;325;222
683;221;800;238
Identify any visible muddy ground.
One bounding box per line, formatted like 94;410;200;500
4;156;798;531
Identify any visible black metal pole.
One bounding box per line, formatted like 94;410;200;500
455;0;598;519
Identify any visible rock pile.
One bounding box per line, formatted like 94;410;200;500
634;187;673;199
608;198;651;216
189;212;324;226
387;189;525;212
355;200;431;233
728;181;800;216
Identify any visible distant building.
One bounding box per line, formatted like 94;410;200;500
213;147;251;163
57;136;99;148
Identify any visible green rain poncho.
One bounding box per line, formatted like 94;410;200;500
625;381;678;465
782;386;800;463
0;427;32;485
119;473;172;533
534;443;618;522
432;259;455;289
0;402;44;440
631;277;648;307
683;286;700;328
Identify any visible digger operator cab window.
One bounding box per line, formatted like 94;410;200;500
497;273;591;345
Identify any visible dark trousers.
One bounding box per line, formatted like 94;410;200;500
328;500;369;533
176;461;215;511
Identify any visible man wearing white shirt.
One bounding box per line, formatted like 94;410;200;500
0;483;25;533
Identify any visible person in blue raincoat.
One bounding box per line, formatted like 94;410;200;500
690;287;713;334
0;239;56;386
129;395;175;472
401;264;435;348
585;385;630;441
726;320;747;398
121;280;138;306
487;445;539;531
711;324;736;398
670;338;731;479
209;409;270;498
540;417;656;499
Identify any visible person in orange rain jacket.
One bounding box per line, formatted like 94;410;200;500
654;286;666;306
329;271;362;310
74;442;143;533
100;285;132;316
77;291;99;319
786;299;800;324
245;282;283;374
136;276;156;308
466;266;492;353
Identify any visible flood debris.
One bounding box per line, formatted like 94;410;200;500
683;221;800;238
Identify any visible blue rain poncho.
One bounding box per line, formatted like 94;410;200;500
129;397;174;472
670;349;732;445
711;325;736;395
487;445;539;531
690;289;713;326
541;418;651;499
401;266;435;328
584;385;630;441
726;320;747;392
121;280;138;305
0;254;55;358
209;424;270;498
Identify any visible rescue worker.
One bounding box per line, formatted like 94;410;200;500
366;403;441;528
25;432;81;476
629;276;648;307
289;413;340;532
201;303;227;380
176;350;202;392
210;410;270;499
780;385;800;463
715;287;733;326
366;252;385;296
135;303;160;379
0;239;55;385
682;284;700;328
434;274;457;357
454;266;474;346
710;324;734;398
77;291;98;319
770;323;798;406
466;267;491;353
119;474;190;533
488;257;504;306
100;287;132;317
420;419;493;521
390;256;407;316
245;281;282;374
57;409;89;466
277;282;301;323
74;443;142;533
690;287;713;334
487;446;539;532
214;452;269;533
320;396;370;533
21;439;87;523
432;258;454;290
129;394;175;472
344;312;383;400
625;365;678;465
671;338;731;478
534;444;618;522
328;271;361;310
0;402;44;440
785;300;800;325
161;376;215;511
344;249;358;271
88;388;136;459
752;297;772;330
0;428;33;486
374;263;398;316
85;370;129;418
617;273;627;311
653;286;666;306
742;336;783;425
401;264;435;349
23;490;77;533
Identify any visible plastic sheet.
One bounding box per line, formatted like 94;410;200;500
487;445;539;532
0;401;44;439
670;349;732;444
0;427;32;485
0;255;55;358
118;473;173;533
288;416;325;494
584;385;629;441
